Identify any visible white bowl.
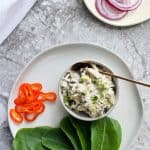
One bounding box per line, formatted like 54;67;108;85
59;60;119;121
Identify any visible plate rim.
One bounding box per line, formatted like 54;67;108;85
8;42;144;149
83;0;150;27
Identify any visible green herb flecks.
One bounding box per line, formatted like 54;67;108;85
79;78;84;83
91;95;98;102
64;96;70;104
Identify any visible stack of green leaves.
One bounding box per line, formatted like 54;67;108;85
13;116;122;150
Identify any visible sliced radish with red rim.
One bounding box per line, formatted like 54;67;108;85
96;0;128;20
108;0;142;11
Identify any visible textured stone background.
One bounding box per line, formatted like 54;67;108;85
0;0;150;149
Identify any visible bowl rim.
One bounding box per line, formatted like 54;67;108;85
58;59;119;121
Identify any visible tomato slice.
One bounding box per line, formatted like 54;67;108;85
31;83;42;92
15;101;43;113
38;92;57;102
35;103;45;114
24;103;45;122
19;83;35;102
24;113;39;122
15;105;34;113
11;82;57;124
14;97;25;105
9;109;23;124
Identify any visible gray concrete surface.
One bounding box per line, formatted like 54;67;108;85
0;0;150;149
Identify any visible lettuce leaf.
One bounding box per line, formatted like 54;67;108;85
69;116;91;150
91;117;122;150
13;126;73;150
13;116;122;150
41;128;73;150
60;116;82;150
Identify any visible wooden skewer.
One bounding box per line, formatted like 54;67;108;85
99;71;150;87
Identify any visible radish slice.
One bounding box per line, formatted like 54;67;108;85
108;0;142;11
96;0;127;20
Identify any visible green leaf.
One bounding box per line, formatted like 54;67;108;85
42;128;73;150
13;116;122;150
69;116;91;150
13;127;50;150
42;137;71;150
91;117;122;150
60;117;82;150
13;126;72;150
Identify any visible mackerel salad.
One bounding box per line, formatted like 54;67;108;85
60;63;116;118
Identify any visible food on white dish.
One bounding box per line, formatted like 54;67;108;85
13;116;122;150
95;0;142;20
9;83;57;124
96;0;128;20
108;0;142;11
60;62;117;118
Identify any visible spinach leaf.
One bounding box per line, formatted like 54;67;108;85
60;117;82;150
13;126;72;150
69;116;91;150
42;128;73;150
13;116;122;150
91;117;122;150
13;127;50;150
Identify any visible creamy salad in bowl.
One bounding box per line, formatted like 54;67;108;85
59;61;118;121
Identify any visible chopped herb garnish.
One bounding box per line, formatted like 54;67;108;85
100;84;107;90
81;92;86;96
79;78;84;83
64;96;69;104
92;77;99;85
91;95;98;101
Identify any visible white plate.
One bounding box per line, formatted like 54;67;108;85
83;0;150;27
8;43;143;150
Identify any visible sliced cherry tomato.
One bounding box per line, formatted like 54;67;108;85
15;105;34;113
14;97;25;105
32;91;40;100
32;101;43;112
9;109;23;124
15;105;24;113
23;101;43;113
15;101;43;113
35;103;45;114
24;113;39;122
38;92;57;102
11;82;57;124
19;83;35;102
31;83;42;92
